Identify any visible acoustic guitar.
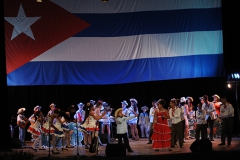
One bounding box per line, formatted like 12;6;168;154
17;117;29;129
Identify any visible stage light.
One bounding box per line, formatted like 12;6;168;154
227;83;232;88
102;0;108;2
37;0;42;2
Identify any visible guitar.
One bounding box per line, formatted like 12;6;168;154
17;117;29;129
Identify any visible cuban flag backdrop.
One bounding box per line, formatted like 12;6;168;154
4;0;224;86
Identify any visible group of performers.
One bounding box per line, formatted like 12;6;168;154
15;94;235;153
16;99;115;154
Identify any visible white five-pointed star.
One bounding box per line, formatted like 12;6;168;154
4;4;41;40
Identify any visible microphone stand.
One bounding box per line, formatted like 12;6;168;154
69;119;86;158
45;115;60;158
75;120;80;158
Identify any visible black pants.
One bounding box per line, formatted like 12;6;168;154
195;123;207;140
117;133;132;151
207;117;215;140
98;122;103;134
171;121;183;146
181;120;185;139
221;117;234;144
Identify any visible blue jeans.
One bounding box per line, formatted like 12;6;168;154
19;127;26;146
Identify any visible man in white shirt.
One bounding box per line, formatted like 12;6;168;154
147;100;157;144
169;99;183;148
218;96;234;146
202;95;216;141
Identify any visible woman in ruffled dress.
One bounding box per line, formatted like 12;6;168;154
27;111;45;151
80;102;106;149
42;108;63;154
152;99;172;151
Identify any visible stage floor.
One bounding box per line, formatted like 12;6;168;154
13;137;240;160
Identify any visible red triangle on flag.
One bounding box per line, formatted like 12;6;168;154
4;0;90;74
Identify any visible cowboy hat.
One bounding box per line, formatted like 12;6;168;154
130;98;138;104
212;94;220;99
102;102;108;106
114;108;122;118
186;96;194;102
180;97;186;103
49;103;56;108
121;100;128;106
33;105;41;112
77;102;84;107
17;108;26;114
141;106;148;110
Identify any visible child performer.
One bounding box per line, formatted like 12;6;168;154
114;108;138;152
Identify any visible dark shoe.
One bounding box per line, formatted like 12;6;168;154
52;150;60;154
56;148;59;151
62;148;68;151
30;147;37;152
169;148;172;151
39;147;46;150
180;145;183;148
66;145;74;148
147;141;152;144
85;145;90;149
155;149;159;151
227;142;231;146
128;150;134;152
218;143;225;146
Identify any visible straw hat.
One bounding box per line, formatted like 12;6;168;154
114;108;122;118
186;97;194;102
17;108;26;114
49;103;56;108
212;94;220;100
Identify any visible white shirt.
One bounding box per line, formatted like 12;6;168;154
202;101;216;120
74;109;85;123
115;116;136;134
149;106;158;123
196;109;207;124
219;102;234;119
169;107;182;124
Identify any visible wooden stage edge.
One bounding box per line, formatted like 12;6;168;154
14;137;240;160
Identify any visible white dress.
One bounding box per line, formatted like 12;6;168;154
41;116;55;135
127;106;138;124
53;118;64;137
